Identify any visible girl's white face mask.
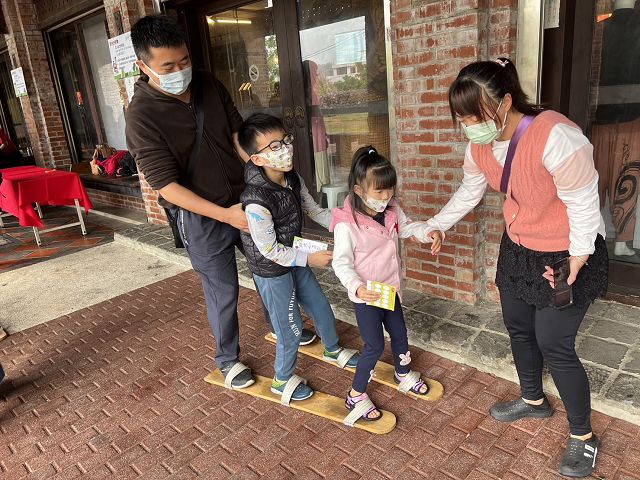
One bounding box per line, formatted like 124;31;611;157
144;63;192;95
362;194;391;213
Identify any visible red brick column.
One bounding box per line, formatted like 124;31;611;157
102;0;163;224
2;0;71;169
391;0;517;304
138;172;168;224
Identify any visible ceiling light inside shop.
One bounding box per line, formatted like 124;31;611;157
207;17;252;25
596;13;613;22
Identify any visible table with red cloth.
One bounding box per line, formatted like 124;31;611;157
0;166;92;245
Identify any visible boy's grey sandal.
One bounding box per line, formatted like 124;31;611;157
333;348;358;368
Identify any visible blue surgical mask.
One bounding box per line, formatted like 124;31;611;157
461;98;507;144
144;63;192;95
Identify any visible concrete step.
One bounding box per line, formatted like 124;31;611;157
115;224;640;426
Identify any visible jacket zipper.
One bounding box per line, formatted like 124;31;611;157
203;129;234;201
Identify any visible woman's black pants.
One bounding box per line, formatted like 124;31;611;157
500;290;592;435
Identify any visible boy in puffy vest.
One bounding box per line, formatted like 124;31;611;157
238;113;360;401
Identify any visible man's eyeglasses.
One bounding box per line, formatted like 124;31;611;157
255;133;294;155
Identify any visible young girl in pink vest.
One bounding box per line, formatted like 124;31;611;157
330;147;441;421
427;58;608;478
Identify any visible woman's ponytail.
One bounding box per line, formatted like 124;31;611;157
448;57;541;122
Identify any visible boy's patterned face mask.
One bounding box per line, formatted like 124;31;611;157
258;144;294;170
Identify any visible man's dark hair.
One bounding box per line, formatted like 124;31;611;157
238;113;285;155
131;15;187;63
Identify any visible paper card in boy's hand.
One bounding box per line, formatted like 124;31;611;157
293;236;329;254
366;281;396;311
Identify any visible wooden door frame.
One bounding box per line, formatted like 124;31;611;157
540;0;595;131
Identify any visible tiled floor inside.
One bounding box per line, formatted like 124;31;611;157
0;207;114;273
1;271;639;479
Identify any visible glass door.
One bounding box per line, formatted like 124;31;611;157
49;23;100;162
198;0;391;221
297;0;390;204
204;1;286;119
0;50;33;159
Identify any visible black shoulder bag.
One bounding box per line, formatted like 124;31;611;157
165;77;205;248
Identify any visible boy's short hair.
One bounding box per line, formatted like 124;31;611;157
131;15;187;63
238;113;285;156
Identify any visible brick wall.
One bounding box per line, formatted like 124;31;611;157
391;0;517;304
86;188;146;212
139;172;168;224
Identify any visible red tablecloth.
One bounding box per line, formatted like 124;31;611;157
0;166;93;227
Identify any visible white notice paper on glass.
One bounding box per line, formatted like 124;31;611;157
544;0;560;29
10;67;27;97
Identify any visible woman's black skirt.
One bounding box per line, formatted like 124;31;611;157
495;232;609;309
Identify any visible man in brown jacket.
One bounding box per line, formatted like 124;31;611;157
126;15;265;388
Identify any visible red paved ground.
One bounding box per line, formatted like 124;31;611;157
0;270;639;479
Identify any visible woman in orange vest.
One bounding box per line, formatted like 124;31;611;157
427;58;608;478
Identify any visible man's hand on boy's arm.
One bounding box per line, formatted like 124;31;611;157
158;182;249;232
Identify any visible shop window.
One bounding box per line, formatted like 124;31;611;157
0;50;31;156
48;12;127;163
588;0;640;298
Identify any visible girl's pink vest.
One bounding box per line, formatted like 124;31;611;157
330;198;404;303
470;110;578;252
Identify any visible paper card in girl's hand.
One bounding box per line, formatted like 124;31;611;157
366;281;396;311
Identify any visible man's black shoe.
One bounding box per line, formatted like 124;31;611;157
559;434;599;478
490;397;554;422
220;361;255;389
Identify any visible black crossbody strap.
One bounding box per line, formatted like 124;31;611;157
185;74;205;181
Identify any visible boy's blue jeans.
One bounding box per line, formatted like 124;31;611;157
253;266;339;381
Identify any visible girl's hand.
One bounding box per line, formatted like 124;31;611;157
426;231;443;255
542;255;589;288
356;285;380;302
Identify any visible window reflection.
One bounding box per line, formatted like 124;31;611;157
589;0;640;264
299;1;389;204
206;2;280;117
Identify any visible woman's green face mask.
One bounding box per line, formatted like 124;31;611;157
461;98;507;144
